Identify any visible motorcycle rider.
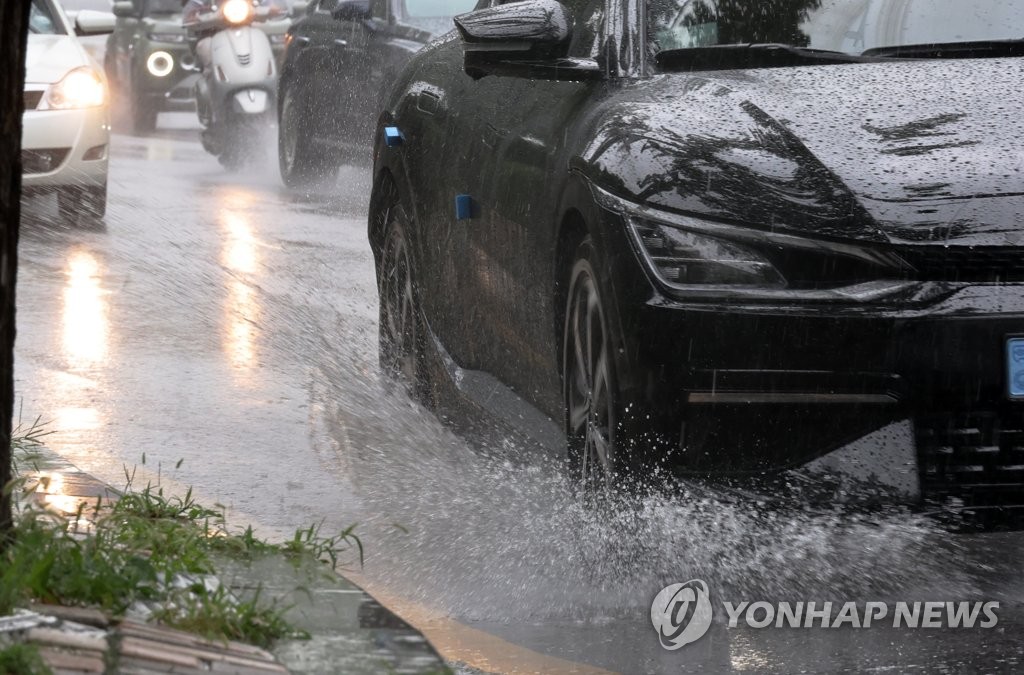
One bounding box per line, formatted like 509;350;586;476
182;0;287;73
182;0;286;126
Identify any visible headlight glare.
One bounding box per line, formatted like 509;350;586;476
43;67;105;109
630;217;786;289
222;0;254;24
146;51;175;77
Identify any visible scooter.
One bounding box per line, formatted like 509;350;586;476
185;0;280;169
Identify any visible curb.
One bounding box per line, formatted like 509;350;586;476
7;446;451;674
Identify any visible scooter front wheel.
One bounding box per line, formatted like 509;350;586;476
214;117;273;171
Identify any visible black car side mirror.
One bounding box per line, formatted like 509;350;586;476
454;0;601;81
332;0;371;21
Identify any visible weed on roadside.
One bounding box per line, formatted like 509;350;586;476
0;642;52;675
2;445;362;649
9;415;51;473
151;584;303;648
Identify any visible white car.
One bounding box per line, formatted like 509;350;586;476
23;0;115;222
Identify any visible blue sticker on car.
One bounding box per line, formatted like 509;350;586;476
455;194;474;220
384;126;403;147
1008;338;1024;399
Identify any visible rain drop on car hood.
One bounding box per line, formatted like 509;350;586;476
583;57;1024;246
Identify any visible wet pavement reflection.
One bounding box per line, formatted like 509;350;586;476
62;249;109;371
218;199;263;377
13;122;1024;674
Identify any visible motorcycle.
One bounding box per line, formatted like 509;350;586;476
185;0;281;168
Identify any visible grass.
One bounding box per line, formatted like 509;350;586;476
9;416;51;473
3;432;363;649
0;642;52;675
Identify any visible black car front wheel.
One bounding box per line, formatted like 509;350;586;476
377;201;429;401
563;237;620;491
278;86;332;188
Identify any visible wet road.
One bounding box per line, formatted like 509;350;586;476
15;119;1024;674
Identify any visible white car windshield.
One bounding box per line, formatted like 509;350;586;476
30;0;66;34
648;0;1024;55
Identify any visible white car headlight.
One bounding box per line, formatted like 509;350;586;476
42;67;106;110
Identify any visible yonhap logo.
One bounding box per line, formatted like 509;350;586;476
650;580;1000;651
650;580;713;650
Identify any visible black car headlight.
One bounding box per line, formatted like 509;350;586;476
630;217;786;289
592;184;917;303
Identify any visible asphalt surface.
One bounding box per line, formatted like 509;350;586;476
15;116;1024;674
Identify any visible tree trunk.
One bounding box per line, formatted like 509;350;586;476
1;0;30;541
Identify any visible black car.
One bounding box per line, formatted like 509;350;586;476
276;0;476;187
105;0;198;132
368;0;1024;510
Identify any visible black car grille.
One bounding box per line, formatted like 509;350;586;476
894;246;1024;283
24;90;44;110
916;412;1024;510
22;148;69;174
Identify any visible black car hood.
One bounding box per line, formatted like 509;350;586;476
581;57;1024;246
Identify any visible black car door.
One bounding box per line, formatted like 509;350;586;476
283;0;357;123
454;0;609;409
347;0;433;146
299;0;430;152
399;31;491;372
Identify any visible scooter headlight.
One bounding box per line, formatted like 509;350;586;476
42;67;106;109
222;0;254;24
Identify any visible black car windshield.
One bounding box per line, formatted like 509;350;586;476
145;0;185;15
29;0;66;34
648;0;1024;58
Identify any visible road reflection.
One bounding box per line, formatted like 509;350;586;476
62;249;108;370
32;471;83;516
218;191;262;377
52;248;109;451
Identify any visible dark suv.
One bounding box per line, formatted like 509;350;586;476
106;0;292;132
277;0;476;187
